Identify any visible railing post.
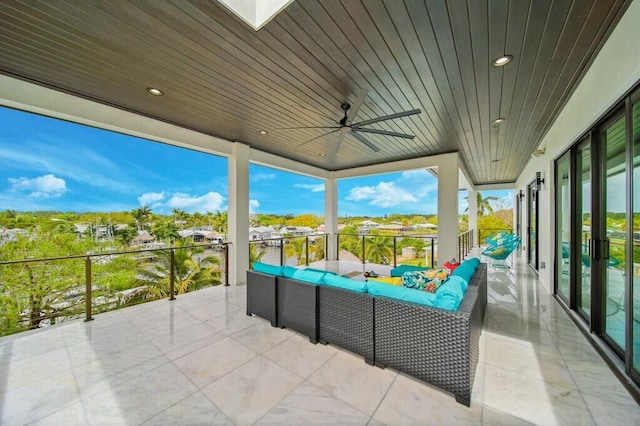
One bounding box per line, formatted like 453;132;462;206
224;243;229;286
393;236;397;267
305;236;309;266
362;235;366;264
169;249;175;300
430;238;435;268
336;233;340;261
280;238;285;266
85;256;93;322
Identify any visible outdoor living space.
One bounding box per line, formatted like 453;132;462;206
1;252;638;425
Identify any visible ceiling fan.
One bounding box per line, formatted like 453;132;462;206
278;89;421;156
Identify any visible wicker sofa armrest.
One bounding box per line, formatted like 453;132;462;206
246;270;278;327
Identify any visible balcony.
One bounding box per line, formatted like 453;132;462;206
1;252;637;425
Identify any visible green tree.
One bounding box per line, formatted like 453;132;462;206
214;210;228;233
132;205;152;231
365;235;394;264
465;192;499;216
249;244;266;267
152;218;180;243
136;239;221;298
285;237;316;265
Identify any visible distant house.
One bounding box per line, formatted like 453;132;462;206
130;231;156;247
377;223;407;232
249;226;282;245
278;226;315;237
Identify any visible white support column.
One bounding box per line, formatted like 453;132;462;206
468;189;478;246
437;156;459;265
228;143;250;285
324;175;338;260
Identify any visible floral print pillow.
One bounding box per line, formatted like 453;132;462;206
401;269;450;292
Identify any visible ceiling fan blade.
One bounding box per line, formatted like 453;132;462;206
345;88;368;124
351;131;379;152
297;129;339;147
275;126;336;130
332;133;347;157
354;128;415;139
352;109;421;127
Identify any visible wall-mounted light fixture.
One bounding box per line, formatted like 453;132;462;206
536;172;545;191
518;189;525;201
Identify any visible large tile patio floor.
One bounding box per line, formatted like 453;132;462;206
1;253;639;425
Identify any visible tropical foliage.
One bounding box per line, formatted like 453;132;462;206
135;239;221;299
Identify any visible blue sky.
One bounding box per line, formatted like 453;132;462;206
0;107;512;216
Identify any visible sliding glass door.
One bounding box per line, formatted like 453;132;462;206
554;85;640;388
632;96;640;375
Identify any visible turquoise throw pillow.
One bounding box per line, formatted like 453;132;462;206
451;257;480;289
435;276;465;310
252;262;284;276
324;273;367;292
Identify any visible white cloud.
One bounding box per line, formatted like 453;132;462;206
249;199;260;213
166;192;225;213
346;181;417;208
8;174;67;198
294;183;324;192
138;192;165;206
251;173;276;182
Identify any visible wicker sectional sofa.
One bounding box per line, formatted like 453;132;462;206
246;260;487;406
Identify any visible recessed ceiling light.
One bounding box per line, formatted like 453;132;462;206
492;118;506;125
259;130;268;135
319;153;326;157
146;87;164;96
491;55;513;67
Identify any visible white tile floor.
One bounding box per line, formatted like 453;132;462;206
1;254;639;425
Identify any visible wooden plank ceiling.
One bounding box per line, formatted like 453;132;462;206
0;0;630;184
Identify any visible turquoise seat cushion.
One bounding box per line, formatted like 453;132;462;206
451;257;480;289
305;268;337;275
291;268;326;284
390;264;430;277
434;276;466;310
252;262;284;276
367;280;438;307
282;266;299;278
323;274;367;293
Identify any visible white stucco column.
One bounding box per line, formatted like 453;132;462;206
324;175;338;260
228;143;250;285
467;189;478;247
437;156;459;265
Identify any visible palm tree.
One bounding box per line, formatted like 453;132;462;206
214;210;228;233
136;238;221;299
285;237;315;265
171;208;188;229
249;244;266;267
465;193;499;216
132;205;152;231
365;236;394;265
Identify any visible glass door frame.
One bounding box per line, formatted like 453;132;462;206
596;107;627;359
555;151;573;306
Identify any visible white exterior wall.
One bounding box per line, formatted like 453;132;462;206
515;0;640;291
324;176;338;260
437;155;459;264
